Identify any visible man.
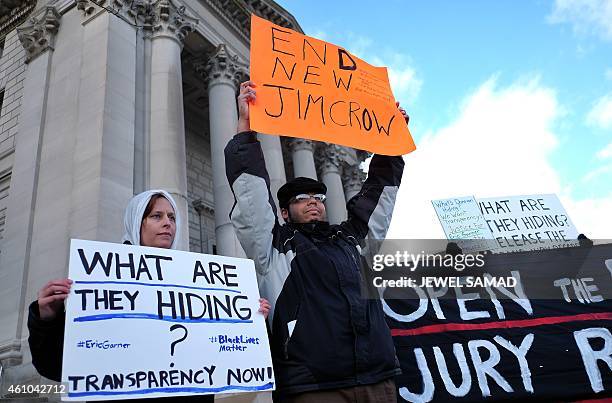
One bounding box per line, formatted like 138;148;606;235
224;81;408;402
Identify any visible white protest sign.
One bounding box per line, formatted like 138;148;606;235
432;196;495;252
62;239;274;401
477;194;579;252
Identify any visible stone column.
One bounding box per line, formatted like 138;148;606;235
66;1;139;245
257;133;286;212
342;164;366;201
0;5;60;367
203;44;246;257
286;138;317;179
316;144;347;224
147;0;196;250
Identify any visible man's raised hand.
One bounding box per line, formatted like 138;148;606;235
396;101;409;125
237;80;257;133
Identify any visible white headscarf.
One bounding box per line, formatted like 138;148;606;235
121;189;181;249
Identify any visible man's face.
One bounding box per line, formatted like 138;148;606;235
281;193;327;223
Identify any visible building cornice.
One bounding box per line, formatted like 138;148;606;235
202;0;302;45
245;0;301;31
0;0;36;38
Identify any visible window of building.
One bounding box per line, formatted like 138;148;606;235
0;37;4;60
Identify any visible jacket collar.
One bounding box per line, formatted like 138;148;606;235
289;220;332;238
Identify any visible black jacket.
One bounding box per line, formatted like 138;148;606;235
225;131;404;396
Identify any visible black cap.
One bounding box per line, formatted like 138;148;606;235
277;177;327;209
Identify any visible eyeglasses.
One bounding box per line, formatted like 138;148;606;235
290;193;326;203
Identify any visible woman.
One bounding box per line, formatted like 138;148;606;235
28;190;270;402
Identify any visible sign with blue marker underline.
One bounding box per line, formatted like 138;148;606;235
62;239;274;401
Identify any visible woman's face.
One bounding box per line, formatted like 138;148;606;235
140;197;176;248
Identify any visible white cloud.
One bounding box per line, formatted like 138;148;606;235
548;0;612;41
379;62;421;106
306;29;329;42
597;142;612;159
342;33;374;59
580;142;612;186
583;165;612;182
586;94;612;129
387;77;612;240
563;196;612;240
375;55;422;106
344;35;422;105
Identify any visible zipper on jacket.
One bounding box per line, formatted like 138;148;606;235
284;335;290;360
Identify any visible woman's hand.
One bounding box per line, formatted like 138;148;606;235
258;298;271;320
237;80;257;133
37;279;72;321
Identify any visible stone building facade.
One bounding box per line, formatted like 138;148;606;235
0;0;366;401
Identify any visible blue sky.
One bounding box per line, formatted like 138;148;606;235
276;0;612;239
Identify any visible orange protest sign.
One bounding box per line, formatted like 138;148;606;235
249;14;416;156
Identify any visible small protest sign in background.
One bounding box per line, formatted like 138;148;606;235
249;14;415;156
62;239;274;401
433;194;579;253
478;194;579;252
432;196;495;252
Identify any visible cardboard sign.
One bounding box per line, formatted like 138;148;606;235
62;239;274;401
383;243;612;402
432;196;495;252
478;194;579;252
249;14;415;156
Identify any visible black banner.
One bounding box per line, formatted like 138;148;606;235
383;243;612;402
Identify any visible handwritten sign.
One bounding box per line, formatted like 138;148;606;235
382;243;612;402
432;196;495;252
61;239;274;401
478;194;579;252
249;14;415;156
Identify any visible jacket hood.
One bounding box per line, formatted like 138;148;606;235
121;189;180;249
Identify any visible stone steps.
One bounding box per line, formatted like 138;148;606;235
0;395;49;403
